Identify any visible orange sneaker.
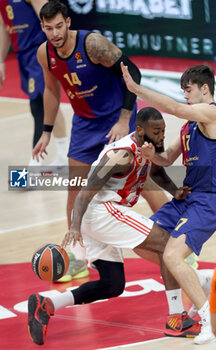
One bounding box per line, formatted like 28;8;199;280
165;311;201;338
28;294;54;345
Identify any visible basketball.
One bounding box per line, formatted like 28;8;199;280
32;243;69;282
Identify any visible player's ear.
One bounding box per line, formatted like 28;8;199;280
40;21;45;32
136;125;144;137
66;16;71;28
201;83;209;95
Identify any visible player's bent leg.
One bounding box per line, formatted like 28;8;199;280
72;260;125;304
133;225;200;338
28;260;125;345
163;235;216;343
163;235;206;310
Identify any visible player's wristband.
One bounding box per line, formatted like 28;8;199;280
43;124;53;132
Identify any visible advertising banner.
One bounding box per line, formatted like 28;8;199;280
61;0;216;60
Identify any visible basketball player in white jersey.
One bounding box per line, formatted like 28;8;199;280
28;107;200;345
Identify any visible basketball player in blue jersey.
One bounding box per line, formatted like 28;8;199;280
121;63;216;344
32;0;171;282
0;0;68;166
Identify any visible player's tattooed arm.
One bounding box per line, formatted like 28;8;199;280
86;33;122;66
62;149;133;248
75;148;133;218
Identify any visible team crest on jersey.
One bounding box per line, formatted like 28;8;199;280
75;52;83;63
75;52;87;69
51;57;57;69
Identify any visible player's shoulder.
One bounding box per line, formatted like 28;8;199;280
36;41;49;69
37;41;46;54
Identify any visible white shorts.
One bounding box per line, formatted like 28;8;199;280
81;200;154;268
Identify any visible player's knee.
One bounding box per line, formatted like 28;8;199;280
105;279;125;298
163;246;176;268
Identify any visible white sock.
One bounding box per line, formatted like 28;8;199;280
198;300;210;325
54;137;69;157
50;291;74;311
165;289;184;315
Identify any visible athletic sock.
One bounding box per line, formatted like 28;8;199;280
50;291;75;311
165;288;184;315
198;300;210;325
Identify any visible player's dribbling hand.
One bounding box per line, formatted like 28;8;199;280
61;228;84;249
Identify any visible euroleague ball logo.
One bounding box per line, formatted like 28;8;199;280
67;0;93;14
42;265;49;273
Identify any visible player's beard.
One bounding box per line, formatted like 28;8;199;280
143;134;164;153
51;29;69;48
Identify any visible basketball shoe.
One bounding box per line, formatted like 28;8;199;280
28;294;54;345
165;311;201;337
56;252;89;282
194;323;216;344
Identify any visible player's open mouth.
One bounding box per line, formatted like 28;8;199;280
52;38;62;44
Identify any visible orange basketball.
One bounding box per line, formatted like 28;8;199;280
32;243;69;281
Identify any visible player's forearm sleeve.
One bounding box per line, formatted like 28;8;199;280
111;54;141;110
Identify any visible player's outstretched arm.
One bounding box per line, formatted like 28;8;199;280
121;63;215;124
62;149;134;248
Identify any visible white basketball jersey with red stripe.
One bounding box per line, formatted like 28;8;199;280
91;132;150;207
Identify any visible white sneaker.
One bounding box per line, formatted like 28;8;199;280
194;323;216;344
46;156;68;174
49;155;68;167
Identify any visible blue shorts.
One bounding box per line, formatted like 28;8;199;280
68;105;137;164
150;192;216;255
16;47;44;100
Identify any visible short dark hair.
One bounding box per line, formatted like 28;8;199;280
136;107;163;127
39;0;68;21
181;64;215;96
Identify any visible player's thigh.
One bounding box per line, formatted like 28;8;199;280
82;201;153;249
134;222;170;253
164;234;192;260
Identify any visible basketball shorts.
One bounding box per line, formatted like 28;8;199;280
16;47;45;100
81;200;153;268
150;192;216;255
68;105;137;164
